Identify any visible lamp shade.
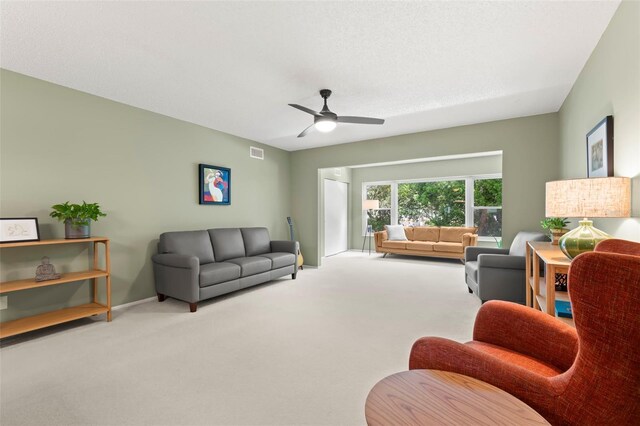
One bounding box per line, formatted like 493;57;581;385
545;177;631;259
362;199;380;210
545;177;631;218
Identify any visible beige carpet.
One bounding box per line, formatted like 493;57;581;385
0;251;481;425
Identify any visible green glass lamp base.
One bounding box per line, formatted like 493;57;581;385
558;219;611;259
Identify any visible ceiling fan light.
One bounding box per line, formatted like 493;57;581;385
315;119;337;133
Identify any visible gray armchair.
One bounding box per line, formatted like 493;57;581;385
464;231;548;304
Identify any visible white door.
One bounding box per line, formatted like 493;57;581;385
324;179;348;256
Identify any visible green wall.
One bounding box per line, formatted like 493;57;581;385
558;0;639;242
0;69;291;321
349;154;502;249
291;113;560;266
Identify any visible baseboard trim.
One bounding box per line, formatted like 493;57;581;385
112;296;156;311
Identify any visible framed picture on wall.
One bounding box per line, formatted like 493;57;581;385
199;164;231;205
0;217;40;243
586;116;613;178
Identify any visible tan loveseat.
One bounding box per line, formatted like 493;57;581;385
374;226;478;260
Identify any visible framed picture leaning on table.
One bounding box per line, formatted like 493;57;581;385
0;217;40;243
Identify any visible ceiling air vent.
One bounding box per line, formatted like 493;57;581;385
249;146;264;160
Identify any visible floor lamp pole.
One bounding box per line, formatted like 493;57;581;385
361;200;379;256
361;224;373;255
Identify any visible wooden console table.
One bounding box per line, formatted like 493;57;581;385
525;241;573;327
365;369;549;425
0;237;111;338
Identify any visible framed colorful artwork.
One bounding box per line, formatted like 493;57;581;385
199;164;231;205
0;217;40;243
586;116;613;178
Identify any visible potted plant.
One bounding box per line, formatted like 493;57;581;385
540;217;570;245
50;201;106;239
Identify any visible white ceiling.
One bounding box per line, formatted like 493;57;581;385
1;1;620;152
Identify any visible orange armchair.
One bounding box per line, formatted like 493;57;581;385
409;239;640;425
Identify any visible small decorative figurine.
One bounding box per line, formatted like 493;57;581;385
35;256;61;282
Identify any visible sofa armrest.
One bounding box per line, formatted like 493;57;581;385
465;246;509;262
408;336;558;419
477;254;525;270
271;240;297;254
152;254;200;303
462;233;478;247
374;231;387;247
473;300;578;371
152;253;199;270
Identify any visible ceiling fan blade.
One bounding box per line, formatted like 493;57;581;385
289;104;322;117
297;123;315;138
337;116;385;125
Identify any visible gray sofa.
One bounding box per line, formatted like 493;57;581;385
152;227;298;312
464;231;548;304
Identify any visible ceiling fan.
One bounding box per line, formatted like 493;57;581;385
289;89;385;138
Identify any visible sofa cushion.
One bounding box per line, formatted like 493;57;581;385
226;257;271;277
158;230;215;264
466;341;563;377
406;241;435;251
439;227;477;243
385;225;408;241
208;228;246;261
259;252;296;269
433;241;464;253
241;227;271;256
199;262;241;287
381;240;407;249
413;227;440;242
403;227;414;240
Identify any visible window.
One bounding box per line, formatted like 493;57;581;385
398;180;465;227
364;184;391;232
473;178;502;238
363;176;502;240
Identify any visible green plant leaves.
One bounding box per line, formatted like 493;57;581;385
50;201;106;226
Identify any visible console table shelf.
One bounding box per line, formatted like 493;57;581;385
0;237;111;338
0;303;109;339
0;270;109;293
1;237;109;248
525;241;573;327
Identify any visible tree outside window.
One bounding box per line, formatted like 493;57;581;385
473;178;502;238
398;180;465;226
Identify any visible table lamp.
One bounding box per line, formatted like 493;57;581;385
362;199;380;254
545;177;631;259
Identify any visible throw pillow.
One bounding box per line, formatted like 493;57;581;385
385;225;408;241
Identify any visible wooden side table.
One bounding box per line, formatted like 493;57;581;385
525;241;573;327
365;369;549;425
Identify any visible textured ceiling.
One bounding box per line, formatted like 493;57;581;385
0;1;620;151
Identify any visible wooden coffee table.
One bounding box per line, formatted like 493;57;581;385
365;369;549;425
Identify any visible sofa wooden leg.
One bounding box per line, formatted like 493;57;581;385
292;273;297;280
383;253;387;258
157;293;166;302
468;287;473;294
189;302;197;313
